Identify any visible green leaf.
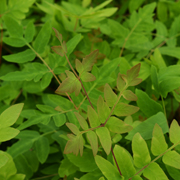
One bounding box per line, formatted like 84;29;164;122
7;174;25;180
136;89;163;118
3;49;36;63
132;133;151;168
126;112;169;140
159;47;180;59
151;124;168;156
7;131;40;158
143;162;168;180
3;37;26;47
153;48;166;69
117;73;126;92
163;151;180;169
96;127;111;155
0;152;9;169
122;90;138;101
3;16;23;37
58;158;78;177
114;103;139;117
87;131;98;156
66;34;82;57
14;154;33;179
81;72;96;82
166;165;180;180
95;155;123;180
88;105;100;128
66;123;80;135
159;77;180;97
0;151;17;179
33;20;52;54
114;145;136;179
169;120;180;144
56;70;81;96
97;96;110;124
129;0;145;13
34;136;49;164
25;21;35;43
53;113;66;127
0;0;7;14
74;112;89;130
106;117;133;134
67;149;97;172
157;1;168;22
0;127;19;142
104;83;117;107
0;103;24;128
151;65;160;92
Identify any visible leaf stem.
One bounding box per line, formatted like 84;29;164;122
161;95;168;123
64;53;94;109
102;85;127;126
74;17;79;32
119;18;141;57
26;43;78;110
111;147;122;176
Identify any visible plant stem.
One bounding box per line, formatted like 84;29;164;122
111;147;122;176
64;53;94;109
74;17;79;32
119;19;141;57
161;95;167;121
26;43;78;110
11;89;23;105
102;85;127;126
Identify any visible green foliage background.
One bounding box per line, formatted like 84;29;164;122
1;0;180;179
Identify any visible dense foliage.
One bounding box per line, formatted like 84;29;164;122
1;0;180;179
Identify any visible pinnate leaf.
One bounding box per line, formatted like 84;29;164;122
51;46;64;56
96;127;111;155
34;136;49;164
114;103;139;117
117;73;126;91
88;106;100;128
124;63;142;86
151;124;168;156
169;120;180;144
82;50;99;72
0;103;24;128
95;155;123;180
122;90;138;101
132;133;151;168
56;70;81;96
114;145;136;179
52;27;62;43
64;134;84;156
87;131;98;156
106;116;133;134
33;20;52;54
74;112;89;130
97;96;110;123
81;72;96;82
163;151;180;169
143;162;168;180
104;83;117;107
66;123;80;135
